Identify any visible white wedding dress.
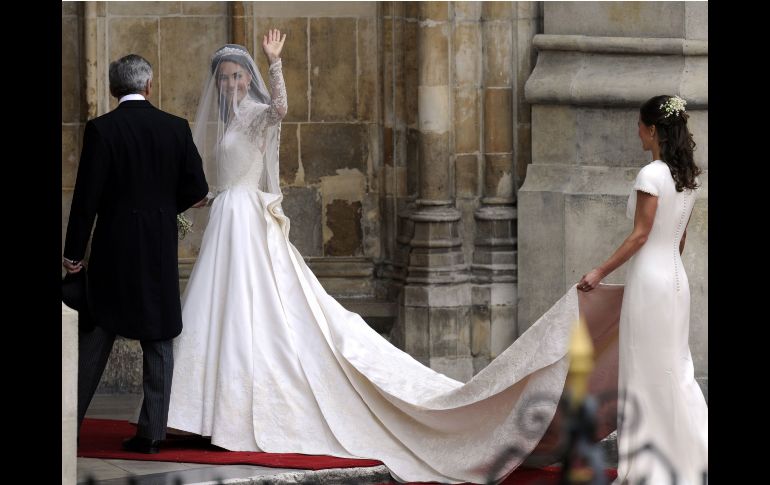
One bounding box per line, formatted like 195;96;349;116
166;172;620;484
612;161;708;485
164;60;621;484
163;58;703;483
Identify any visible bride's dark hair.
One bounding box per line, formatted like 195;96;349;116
210;44;270;105
639;95;701;192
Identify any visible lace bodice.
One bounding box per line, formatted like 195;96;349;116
217;60;287;191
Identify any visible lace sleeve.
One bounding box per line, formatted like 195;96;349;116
265;59;287;125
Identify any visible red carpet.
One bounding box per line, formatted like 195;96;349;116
79;419;617;484
78;418;381;469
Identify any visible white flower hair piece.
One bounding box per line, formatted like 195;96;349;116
660;95;687;118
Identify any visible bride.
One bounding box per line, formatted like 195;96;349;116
163;30;703;484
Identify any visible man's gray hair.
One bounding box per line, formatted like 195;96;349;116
109;54;153;98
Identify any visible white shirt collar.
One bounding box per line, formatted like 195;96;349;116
119;94;146;104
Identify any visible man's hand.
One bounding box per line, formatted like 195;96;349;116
192;197;207;208
63;258;84;274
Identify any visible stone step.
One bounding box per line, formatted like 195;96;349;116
78;458;391;484
336;298;397;318
337;298;397;336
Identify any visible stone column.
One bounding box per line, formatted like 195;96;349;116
512;2;540;190
452;1;482;271
402;1;472;381
84;2;98;119
231;2;247;47
380;2;411;295
467;2;518;372
82;2;108;115
387;3;421;351
520;2;708;395
62;304;78;485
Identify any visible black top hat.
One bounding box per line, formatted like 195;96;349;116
62;270;95;332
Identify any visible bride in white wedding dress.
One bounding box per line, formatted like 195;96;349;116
162;30;703;484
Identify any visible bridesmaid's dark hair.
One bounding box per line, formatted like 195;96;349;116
639;95;701;192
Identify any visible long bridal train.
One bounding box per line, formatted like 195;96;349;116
161;186;622;484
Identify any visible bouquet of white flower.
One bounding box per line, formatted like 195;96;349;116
177;213;193;240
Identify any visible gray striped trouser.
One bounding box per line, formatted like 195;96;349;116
77;325;173;440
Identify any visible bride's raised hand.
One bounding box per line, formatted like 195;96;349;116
262;28;286;64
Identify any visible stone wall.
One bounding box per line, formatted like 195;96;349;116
61;2;707;393
61;2;83;257
520;1;708;397
239;2;383;301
